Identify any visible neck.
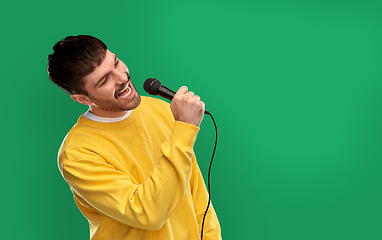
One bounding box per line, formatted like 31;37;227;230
88;106;128;118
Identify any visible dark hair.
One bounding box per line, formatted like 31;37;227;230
47;35;107;95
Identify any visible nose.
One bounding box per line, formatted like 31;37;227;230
115;69;128;85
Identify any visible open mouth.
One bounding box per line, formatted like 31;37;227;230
116;81;133;99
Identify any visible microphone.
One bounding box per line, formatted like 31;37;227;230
143;78;175;100
143;78;210;114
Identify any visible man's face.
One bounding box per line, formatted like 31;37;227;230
79;49;141;117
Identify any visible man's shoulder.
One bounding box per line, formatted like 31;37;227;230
141;95;170;107
140;96;172;114
60;119;96;147
139;96;175;126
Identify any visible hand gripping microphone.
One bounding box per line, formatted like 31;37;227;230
143;78;209;114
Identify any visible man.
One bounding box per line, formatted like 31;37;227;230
47;35;221;239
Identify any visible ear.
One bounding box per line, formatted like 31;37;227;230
70;94;93;106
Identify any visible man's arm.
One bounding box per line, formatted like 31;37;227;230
62;121;198;231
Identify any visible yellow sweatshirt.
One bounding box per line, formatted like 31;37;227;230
58;96;221;240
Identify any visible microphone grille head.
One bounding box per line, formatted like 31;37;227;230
143;78;162;95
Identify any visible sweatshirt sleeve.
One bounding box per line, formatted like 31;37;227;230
190;157;222;239
60;121;199;231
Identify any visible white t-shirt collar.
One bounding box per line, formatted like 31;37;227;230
83;110;132;123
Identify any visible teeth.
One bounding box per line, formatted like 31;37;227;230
119;85;132;98
119;82;129;94
117;82;131;96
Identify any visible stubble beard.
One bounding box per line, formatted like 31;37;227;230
88;91;142;113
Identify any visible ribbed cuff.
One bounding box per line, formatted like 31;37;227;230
169;121;200;152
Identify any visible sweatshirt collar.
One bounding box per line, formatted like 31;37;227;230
83;110;132;123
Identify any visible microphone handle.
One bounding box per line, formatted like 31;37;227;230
155;81;210;114
158;85;175;100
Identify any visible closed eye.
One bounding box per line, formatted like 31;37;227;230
95;55;119;88
99;76;108;86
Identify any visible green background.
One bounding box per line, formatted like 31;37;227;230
1;0;382;239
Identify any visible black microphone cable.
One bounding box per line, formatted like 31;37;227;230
200;110;218;240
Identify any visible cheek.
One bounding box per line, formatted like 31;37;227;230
94;85;116;99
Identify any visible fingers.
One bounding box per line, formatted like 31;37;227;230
175;86;201;102
192;94;201;101
175;86;189;96
170;86;205;127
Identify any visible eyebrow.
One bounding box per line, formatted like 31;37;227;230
94;54;118;87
